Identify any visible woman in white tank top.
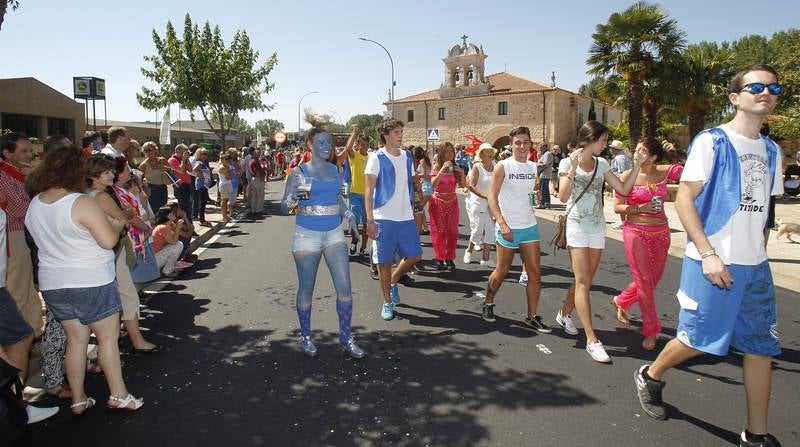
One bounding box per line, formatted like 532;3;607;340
479;128;551;333
464;143;497;266
25;145;143;414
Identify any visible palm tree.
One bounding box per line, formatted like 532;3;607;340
676;43;734;138
587;1;686;143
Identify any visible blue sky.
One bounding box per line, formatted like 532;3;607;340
2;0;798;131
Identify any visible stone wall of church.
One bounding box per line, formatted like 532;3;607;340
394;92;546;148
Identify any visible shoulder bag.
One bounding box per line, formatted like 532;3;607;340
550;158;598;251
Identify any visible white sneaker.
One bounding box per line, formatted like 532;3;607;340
555;310;578;335
480;259;496;268
586;340;612;363
474;245;482;252
518;272;528;286
463;251;472;264
26;405;59;424
610;222;624;230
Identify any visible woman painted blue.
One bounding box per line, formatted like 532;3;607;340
280;114;364;358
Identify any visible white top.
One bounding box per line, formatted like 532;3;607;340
558;156;612;234
682;124;783;265
468;162;494;212
218;166;233;187
497;158;538;229
364;148;414;222
101;144;123;158
25;193;115;290
0;209;7;287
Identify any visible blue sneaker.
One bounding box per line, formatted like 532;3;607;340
390;284;401;304
381;302;395;320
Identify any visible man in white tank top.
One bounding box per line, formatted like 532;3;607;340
481;127;551;333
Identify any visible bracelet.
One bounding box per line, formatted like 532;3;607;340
631;205;639;215
700;248;717;259
566;172;576;180
367;219;375;224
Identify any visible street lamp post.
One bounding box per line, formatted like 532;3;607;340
298;91;319;144
358;37;395;117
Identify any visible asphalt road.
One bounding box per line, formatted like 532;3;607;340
24;181;800;447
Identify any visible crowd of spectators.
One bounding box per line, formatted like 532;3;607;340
0;126;276;430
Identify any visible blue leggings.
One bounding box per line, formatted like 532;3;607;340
293;240;353;344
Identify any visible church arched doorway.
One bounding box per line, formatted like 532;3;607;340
492;136;509;149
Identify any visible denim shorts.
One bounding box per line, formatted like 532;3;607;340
348;193;367;225
375;219;422;264
495;224;540;249
0;287;33;347
42;280;122;325
292;224;346;252
675;259;780;357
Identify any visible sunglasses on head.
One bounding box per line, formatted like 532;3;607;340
740;82;782;95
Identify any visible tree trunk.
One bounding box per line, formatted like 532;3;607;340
627;79;643;144
688;111;705;140
0;0;8;31
644;98;658;144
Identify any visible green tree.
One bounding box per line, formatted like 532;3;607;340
675;43;734;138
137;14;277;148
730;34;769;70
209;111;253;140
0;0;19;31
587;1;686;144
254;119;284;139
345;114;384;147
767;29;800;116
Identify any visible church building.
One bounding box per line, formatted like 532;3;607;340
387;37;623;149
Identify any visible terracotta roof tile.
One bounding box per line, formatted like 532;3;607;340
393;72;552;103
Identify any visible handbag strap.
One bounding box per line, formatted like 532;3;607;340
564;157;599;217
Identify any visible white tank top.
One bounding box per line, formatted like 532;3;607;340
25;193;116;291
218;166;233;187
468;162;494;208
497;158;538;229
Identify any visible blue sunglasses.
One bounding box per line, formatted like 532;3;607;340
741;82;782;95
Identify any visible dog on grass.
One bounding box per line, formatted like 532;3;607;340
775;218;800;243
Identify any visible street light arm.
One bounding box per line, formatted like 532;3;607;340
358;37;395;115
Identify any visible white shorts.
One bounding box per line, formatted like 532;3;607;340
566;225;605;249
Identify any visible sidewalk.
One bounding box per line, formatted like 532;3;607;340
529;191;800;291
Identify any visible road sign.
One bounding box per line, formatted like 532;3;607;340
427;128;440;141
274;131;287;144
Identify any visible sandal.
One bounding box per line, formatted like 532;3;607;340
86;361;103;374
107;393;144;412
47;384;73;399
611;297;630;327
70;397;96;416
642;336;657;351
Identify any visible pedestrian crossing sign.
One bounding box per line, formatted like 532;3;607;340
427;128;440;141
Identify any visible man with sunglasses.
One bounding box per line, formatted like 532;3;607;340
635;65;784;447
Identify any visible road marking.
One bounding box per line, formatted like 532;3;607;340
193;216;241;256
535;344;552;355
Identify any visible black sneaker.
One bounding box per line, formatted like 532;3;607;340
740;431;782;447
369;264;379;281
349;240;357;255
634;365;667;420
446;260;456;272
481;303;496;322
436;261;448;271
524;315;552;333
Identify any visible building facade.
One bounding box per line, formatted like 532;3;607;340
388;39;623;149
0;78;86;142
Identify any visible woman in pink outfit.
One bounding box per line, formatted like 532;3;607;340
612;139;683;350
429;142;465;271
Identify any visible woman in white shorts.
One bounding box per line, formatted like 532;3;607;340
463;143;496;267
218;154;234;223
555;121;645;363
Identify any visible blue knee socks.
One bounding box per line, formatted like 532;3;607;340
297;306;312;337
336;299;352;344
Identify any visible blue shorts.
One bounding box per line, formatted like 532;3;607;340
494;224;540;249
675;259;780;357
0;287;33;347
375;219;422;264
348;193;367;225
421;182;433;197
42;280;122;326
292;224;346;252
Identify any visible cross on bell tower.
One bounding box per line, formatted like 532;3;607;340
461;34;468;48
